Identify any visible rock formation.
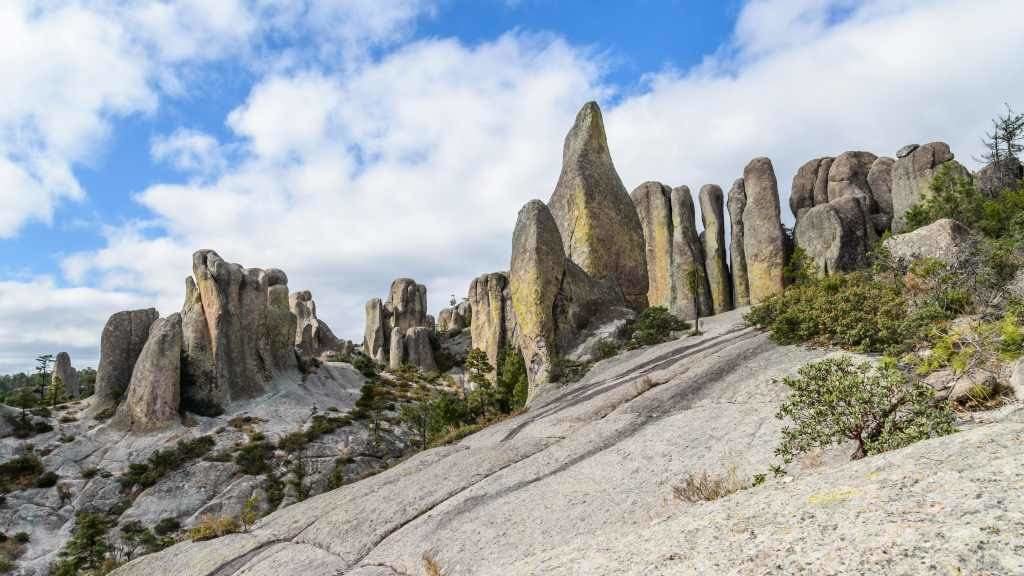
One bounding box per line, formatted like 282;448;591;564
267;282;297;370
510;200;621;393
437;299;471;333
670;186;713;318
94;308;159;412
883;218;975;272
891;142;968;232
867;156;895;232
52;351;79;399
741;158;786;303
117;313;182;431
795;195;870;274
699;184;732;314
547;102;649;309
826;151;878;202
289;290;342;360
728;178;750;307
404;327;437;373
363;278;436;372
790;157;832;219
976;156;1023;196
631;182;674;309
468;272;516;371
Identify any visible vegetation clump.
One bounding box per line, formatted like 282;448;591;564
775;356;955;462
51;512;116;576
625;306;688;349
187;514;239;542
119;436;215;491
0;454;45;492
672;465;752;503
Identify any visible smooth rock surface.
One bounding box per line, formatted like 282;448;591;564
891;142;959;232
468;272;511;371
631;181;674;309
111;309;1024;576
795;194;870;274
669;186;712;319
883;218;975;271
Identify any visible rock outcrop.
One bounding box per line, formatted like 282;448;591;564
699;184;732;314
94;308;159;412
437;299;471;333
727;179;750;307
826;151;878;202
117;313;182;432
891;142;968;232
404;327;437;373
867;156;896;232
976;156;1023;196
631;182;674;309
547;102;648;309
669;186;712;318
468;273;516;371
510;200;621;393
267;283;297;370
363;279;435;372
52;351;79;399
741;158;786;303
883;218;975;272
288;290;342;360
795;195;871;274
790;157;832;219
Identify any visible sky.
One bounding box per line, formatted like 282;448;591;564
1;0;1023;374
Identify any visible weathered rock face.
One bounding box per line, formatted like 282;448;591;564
510;200;565;390
180;277;217;415
699;184;732;314
883;218;975;271
547;102;648;309
438;300;471;333
727;179;750;307
189;250;269;408
976;156;1023;196
469;272;513;371
867;156;896;232
389;329;405;371
741;158;786;303
631;182;674;309
404;327;437;373
388;279;428;335
52;352;79;399
94;308;159;411
669;186;712;319
790;157;832;219
826;151;878;202
267;284;297;371
891;142;964;232
363;298;388;364
117;314;182;432
795;195;870;274
290;290;322;359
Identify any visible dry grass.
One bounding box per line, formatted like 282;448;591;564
188;514;239;542
422;552;445;576
800;447;825;470
672;465;750;503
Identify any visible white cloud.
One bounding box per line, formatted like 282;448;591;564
151;129;227;177
0;277;149;374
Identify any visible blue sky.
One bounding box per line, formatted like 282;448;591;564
1;0;1022;373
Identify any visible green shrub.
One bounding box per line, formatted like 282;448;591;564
496;346;528;412
51;512;111;576
0;455;44;492
746;270;918;354
153;517;180;537
12;533;28;545
775;356;955;462
349;352;377;378
33;471;59;488
234;441;274;476
626;306;688;349
119;436;215;490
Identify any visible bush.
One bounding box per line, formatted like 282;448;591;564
234;441;274;476
12;533;28;545
775;356;955;462
153;517;180;537
188;515;238;542
672;466;751;503
0;455;44;492
746;269;917;354
51;512;111;576
33;471;59;488
905;164;1024;243
626;306;688;349
119;436;215;490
